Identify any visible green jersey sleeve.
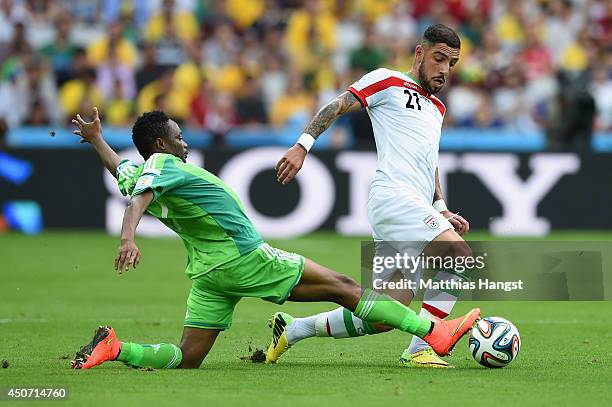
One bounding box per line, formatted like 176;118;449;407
132;153;185;200
116;159;143;196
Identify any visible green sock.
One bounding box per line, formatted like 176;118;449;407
117;342;182;369
353;289;432;338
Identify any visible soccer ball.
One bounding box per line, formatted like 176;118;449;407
468;316;520;368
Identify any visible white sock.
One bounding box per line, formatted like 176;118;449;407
285;314;318;345
407;270;460;354
286;308;377;345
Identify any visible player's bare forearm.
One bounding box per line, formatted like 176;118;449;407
433;167;443;202
72;106;121;178
90;137;121;178
119;191;153;242
303;91;361;139
432;167;470;235
115;191;153;272
276;92;361;185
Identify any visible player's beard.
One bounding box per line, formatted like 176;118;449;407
418;63;440;95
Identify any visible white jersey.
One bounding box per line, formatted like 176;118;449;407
348;68;446;202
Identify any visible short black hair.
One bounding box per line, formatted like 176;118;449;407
132;111;172;159
422;24;461;49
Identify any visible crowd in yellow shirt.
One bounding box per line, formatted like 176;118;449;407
0;0;609;134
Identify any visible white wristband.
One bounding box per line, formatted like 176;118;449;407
297;133;316;152
433;199;448;212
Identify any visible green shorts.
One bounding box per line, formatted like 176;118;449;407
184;243;304;330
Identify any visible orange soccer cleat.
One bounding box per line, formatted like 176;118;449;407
423;308;481;356
71;326;121;369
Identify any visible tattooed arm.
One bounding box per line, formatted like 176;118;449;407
276;91;362;185
303;91;362;140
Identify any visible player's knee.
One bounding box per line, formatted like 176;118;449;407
334;273;358;288
444;241;472;259
328;272;361;302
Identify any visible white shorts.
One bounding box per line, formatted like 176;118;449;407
368;185;452;283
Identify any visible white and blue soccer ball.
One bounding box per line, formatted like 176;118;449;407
469;316;520;368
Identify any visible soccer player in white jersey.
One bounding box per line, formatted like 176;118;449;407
270;24;472;368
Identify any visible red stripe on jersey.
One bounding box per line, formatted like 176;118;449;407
404;81;446;116
349;77;407;107
430;96;446;117
422;302;449;319
349;77;446;116
360;76;407;98
348;86;367;107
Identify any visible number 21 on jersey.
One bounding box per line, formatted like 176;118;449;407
404;89;422;110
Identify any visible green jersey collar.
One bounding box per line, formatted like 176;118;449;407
405;72;422;87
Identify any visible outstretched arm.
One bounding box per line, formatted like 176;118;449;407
115;190;154;273
303;91;362;142
72;107;121;178
276;91;362;185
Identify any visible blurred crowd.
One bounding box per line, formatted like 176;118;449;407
0;0;610;148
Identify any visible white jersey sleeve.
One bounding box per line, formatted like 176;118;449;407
348;68;407;108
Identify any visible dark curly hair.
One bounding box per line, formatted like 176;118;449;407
423;24;461;49
131;111;172;159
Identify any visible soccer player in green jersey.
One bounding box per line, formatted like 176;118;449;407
69;107;479;370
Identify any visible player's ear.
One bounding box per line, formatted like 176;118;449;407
415;44;424;62
154;137;166;152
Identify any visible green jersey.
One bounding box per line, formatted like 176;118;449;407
116;153;264;279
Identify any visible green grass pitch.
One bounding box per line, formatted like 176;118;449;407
1;231;612;406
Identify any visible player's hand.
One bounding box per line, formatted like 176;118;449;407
71;107;102;143
276;144;307;185
115;238;141;274
442;210;470;236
